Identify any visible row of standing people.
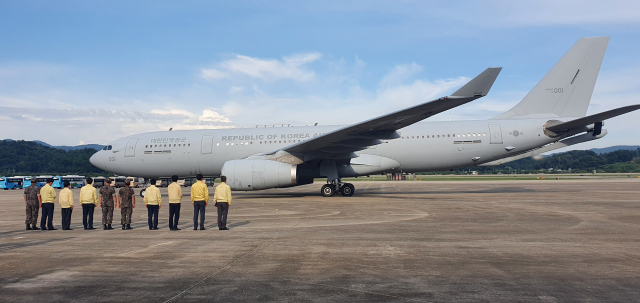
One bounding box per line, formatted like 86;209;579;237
23;174;232;231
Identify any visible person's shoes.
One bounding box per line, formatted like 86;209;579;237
32;224;39;230
200;227;206;230
126;224;132;230
103;225;107;230
40;226;47;231
67;228;73;230
84;227;88;230
26;224;32;230
153;227;159;230
169;227;174;230
122;225;125;230
48;227;57;230
174;227;181;231
107;224;114;230
219;227;229;230
89;226;96;230
193;227;198;230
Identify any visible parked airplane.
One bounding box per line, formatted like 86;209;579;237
90;37;640;197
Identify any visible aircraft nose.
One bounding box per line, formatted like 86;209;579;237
89;152;102;168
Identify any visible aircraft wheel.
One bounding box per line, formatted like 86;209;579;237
340;183;355;197
140;189;146;198
321;184;336;197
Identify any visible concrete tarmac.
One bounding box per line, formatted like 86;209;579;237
1;179;639;302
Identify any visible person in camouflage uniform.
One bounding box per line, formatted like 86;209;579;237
99;178;117;230
23;182;41;230
118;179;136;230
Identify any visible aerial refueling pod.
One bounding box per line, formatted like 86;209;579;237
221;159;310;191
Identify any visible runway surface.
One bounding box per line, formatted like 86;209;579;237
1;179;639;302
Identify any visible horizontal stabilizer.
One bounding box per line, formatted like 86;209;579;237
547;104;640;132
451;67;502;97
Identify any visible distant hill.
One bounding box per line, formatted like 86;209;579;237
53;144;105;152
31;140;104;152
0;140;104;175
589;145;640;154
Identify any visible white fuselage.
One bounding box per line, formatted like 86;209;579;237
90;118;567;179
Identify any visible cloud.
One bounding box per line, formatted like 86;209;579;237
201;52;322;82
199;109;231;122
379;63;424;88
200;68;228;81
228;86;244;94
0;107;233;145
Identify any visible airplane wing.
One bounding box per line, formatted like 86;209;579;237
268;67;501;158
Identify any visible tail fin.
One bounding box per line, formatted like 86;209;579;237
492;37;609;119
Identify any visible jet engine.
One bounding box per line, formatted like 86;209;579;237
221;159;311;191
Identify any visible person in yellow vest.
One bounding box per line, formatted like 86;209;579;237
80;177;99;230
143;179;161;230
39;178;57;230
190;174;209;230
167;175;182;230
58;181;74;230
213;175;232;230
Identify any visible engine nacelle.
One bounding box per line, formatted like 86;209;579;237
221;159;300;191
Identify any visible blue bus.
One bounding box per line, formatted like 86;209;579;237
34;176;62;188
15;176;33;188
1;177;25;190
61;175;85;188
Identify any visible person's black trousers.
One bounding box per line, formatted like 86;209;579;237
147;205;159;229
40;203;54;230
61;208;72;229
216;202;229;229
82;204;95;229
193;201;206;229
169;203;181;229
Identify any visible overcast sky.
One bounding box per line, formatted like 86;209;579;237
1;0;639;149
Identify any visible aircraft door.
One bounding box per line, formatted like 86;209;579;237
125;138;138;157
201;135;214;154
488;124;503;144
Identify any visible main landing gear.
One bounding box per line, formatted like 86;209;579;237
321;180;355;197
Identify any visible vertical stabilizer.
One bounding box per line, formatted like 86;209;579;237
493;37;609;119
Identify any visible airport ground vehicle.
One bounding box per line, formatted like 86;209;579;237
92;177;106;188
61;175;85;188
125;177;143;188
178;178;194;187
19;176;33;188
1;177;22;190
113;176;127;188
34;176;62;187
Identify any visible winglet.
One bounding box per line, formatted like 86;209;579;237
451;67;502;97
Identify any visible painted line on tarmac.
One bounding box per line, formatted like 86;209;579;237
162;215;311;303
285;278;429;302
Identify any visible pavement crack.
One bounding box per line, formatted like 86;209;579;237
162;215;310;303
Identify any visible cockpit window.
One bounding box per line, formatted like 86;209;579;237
103;145;113;150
